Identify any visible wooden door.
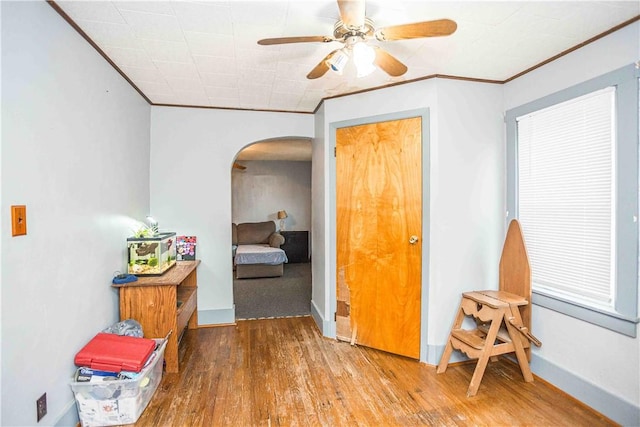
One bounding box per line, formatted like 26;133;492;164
336;116;422;359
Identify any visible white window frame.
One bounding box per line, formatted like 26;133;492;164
506;64;639;337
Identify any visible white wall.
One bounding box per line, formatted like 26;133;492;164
1;2;151;426
311;105;328;327
429;79;506;345
149;107;313;323
504;21;640;416
232;160;312;232
317;77;505;361
0;1;4;423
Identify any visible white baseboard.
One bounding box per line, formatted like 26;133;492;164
198;307;235;326
530;354;639;426
310;299;334;336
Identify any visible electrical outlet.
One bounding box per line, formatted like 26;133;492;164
36;393;47;422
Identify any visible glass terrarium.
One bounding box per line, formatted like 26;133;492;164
127;232;177;276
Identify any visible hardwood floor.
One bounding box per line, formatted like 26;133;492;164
133;316;614;426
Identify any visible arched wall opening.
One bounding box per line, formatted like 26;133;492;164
231;137;313;320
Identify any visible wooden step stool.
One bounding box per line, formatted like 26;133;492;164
436;290;536;396
437;220;541;396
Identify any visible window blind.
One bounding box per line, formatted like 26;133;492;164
516;87;616;307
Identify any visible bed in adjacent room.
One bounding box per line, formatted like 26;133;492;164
232;221;287;279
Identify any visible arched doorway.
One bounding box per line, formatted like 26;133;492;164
231;137;313;320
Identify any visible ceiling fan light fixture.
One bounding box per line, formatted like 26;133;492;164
328;48;349;74
352;42;376;77
258;1;457;80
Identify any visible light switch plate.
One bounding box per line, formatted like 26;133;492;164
11;205;27;236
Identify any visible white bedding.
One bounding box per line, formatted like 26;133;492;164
234;244;288;265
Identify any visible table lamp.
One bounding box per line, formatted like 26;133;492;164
277;210;288;231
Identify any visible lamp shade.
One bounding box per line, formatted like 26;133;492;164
277;210;288;219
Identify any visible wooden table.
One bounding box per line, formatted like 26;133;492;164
112;260;199;373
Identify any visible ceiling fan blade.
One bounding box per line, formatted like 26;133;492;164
375;19;457;41
337;0;366;29
307;50;339;79
373;47;408;77
258;36;334;45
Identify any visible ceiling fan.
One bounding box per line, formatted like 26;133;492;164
257;0;457;79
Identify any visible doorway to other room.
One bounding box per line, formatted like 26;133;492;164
231;138;312;320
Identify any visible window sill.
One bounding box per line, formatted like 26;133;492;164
532;291;639;337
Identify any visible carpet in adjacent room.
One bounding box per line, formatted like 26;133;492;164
233;262;311;320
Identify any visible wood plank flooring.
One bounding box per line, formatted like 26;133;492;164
133;316;614;426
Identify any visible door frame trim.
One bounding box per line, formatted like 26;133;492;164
328;108;431;363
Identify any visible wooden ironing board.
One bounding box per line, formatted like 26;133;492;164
436;220;541;396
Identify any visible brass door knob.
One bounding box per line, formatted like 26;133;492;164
409;235;419;244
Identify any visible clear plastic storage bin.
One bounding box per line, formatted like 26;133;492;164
70;339;166;426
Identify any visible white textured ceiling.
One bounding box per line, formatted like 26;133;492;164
55;1;639;114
